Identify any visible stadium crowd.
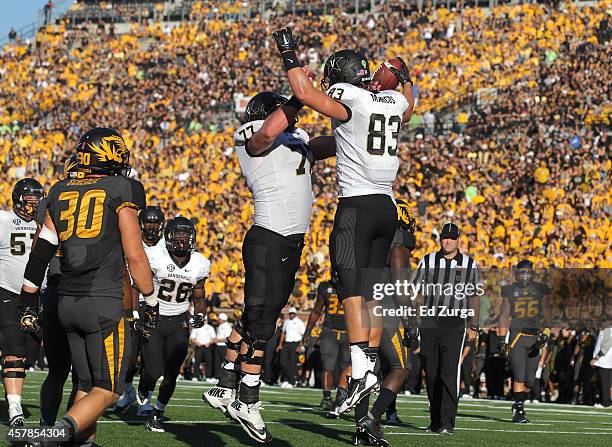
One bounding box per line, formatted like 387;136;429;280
0;0;610;411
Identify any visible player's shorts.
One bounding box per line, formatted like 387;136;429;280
509;330;539;387
0;286;28;358
242;225;304;334
42;282;72;377
380;318;410;370
329;194;397;301
58;295;129;394
319;326;350;372
141;312;190;382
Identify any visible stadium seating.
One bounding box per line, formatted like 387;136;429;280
0;0;609;309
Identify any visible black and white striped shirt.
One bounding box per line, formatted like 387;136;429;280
412;251;479;312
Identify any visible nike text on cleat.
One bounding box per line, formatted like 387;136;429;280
337;371;380;415
203;387;235;416
227;399;272;444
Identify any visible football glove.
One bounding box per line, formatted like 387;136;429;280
272;27;302;71
387;56;413;86
401;318;420;350
136;304;159;341
188;313;206;329
18;306;41;333
498;340;508;356
528;332;549;357
272;27;300;52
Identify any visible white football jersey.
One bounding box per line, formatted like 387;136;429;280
147;243;210;316
235;120;313;236
0;210;38;294
135;238;165;302
327;83;409;198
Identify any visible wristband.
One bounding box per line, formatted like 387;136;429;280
281;50;301;72
285;95;303;111
20;290;38;308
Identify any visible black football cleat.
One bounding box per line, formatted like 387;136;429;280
384;411;402;426
352;429;374;446
146;408;165;432
320;396;334;411
357;415;389;447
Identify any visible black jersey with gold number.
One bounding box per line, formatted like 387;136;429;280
318;281;346;331
501;281;550;334
46;176;145;298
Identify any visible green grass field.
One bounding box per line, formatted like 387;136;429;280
1;371;611;446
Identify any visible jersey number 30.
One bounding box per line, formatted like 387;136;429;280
58;190;106;241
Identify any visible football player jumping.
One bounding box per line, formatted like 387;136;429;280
203;91;334;443
273;27;415;412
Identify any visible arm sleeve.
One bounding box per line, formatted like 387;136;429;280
110;178;146;214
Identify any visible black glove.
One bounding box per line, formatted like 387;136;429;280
18;306;41;333
272;27;302;71
498;340;508;356
528;332;548;357
401;319;420;350
136;304;159;341
387;56;413;86
188;313;206;329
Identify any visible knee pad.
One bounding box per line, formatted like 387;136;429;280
238;330;267;367
226;320;245;354
1;359;26;379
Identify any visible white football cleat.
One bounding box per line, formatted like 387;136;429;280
227;399;272;444
337;371;379;415
202;386;235;416
113;386;137;413
8;402;25;426
136;391;153;416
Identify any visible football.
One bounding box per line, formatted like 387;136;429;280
371;58;403;91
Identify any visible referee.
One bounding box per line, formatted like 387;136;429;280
414;222;480;435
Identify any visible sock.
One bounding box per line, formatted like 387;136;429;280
386;396;397;418
60;415;78;438
125;383;134;393
366;346;379;372
154;401;166;412
515;391;526;410
335;387;347;405
323;390;332;399
355;396;370;422
350;342;369;379
371;388;397;420
7;394;21;405
241;373;261;388
239;382;261;404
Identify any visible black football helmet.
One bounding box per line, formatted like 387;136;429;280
75;127;131;177
321;49;371;91
63;153;78;178
515;260;535;287
12;178;45;221
165;216;196;257
244;92;288;123
139;206;165;246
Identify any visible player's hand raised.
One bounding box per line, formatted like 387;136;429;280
272;27;300;53
387;56;413;86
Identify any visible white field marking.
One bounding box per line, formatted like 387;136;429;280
386;428;612;436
